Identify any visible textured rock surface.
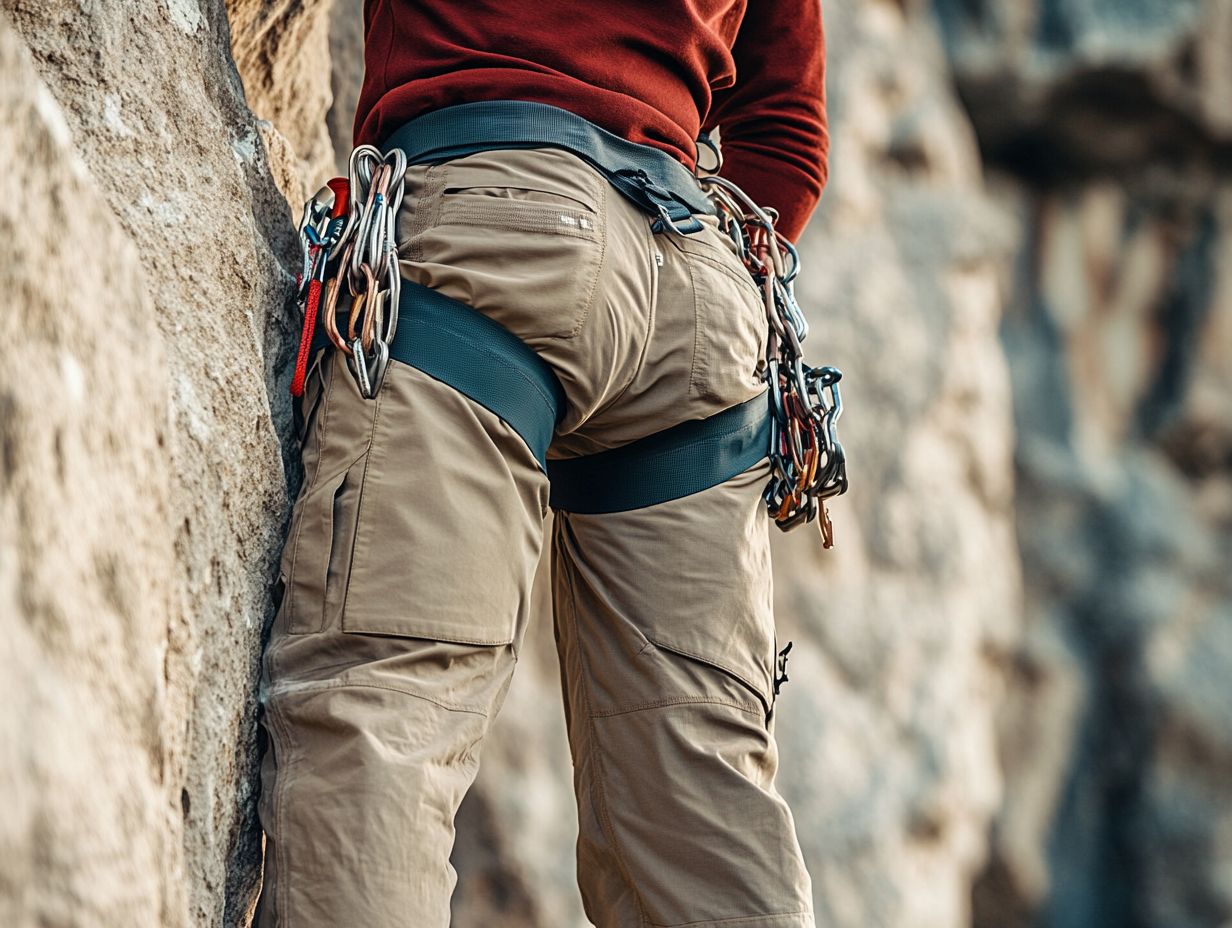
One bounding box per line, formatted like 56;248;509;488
935;2;1232;927
769;3;1020;925
0;22;178;925
225;0;337;187
0;0;300;923
4;0;1229;926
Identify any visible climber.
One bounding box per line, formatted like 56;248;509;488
256;2;831;926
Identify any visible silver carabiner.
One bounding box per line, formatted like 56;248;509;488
348;335;390;400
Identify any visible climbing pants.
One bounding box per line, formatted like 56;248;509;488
256;147;815;927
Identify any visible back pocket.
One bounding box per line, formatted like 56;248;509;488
668;219;767;406
403;148;608;341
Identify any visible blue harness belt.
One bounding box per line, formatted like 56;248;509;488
380;100;715;235
369;101;771;513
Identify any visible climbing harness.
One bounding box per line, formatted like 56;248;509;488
380;100;715;235
288;101;847;545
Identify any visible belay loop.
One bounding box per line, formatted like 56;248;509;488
290;146;407;400
696;171;849;546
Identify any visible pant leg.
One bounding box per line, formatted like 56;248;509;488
551;460;814;928
255;347;548;927
257;145;629;926
544;174;816;926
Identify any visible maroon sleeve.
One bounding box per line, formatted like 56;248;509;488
704;0;828;242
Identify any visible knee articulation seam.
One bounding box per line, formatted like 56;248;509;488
589;694;761;720
269;678;490;717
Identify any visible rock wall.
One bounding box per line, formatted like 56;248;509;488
6;0;1226;926
0;0;299;924
933;2;1232;927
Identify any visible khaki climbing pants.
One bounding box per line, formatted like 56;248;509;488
256;147;815;927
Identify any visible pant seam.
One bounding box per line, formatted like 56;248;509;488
590;695;762;719
269;678;490;718
651;911;814;928
559;523;655;928
567;167;607;337
592;212;659;413
262;639;297;925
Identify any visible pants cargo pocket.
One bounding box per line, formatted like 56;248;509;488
400;148;608;342
281;452;368;635
667;213;767;407
338;360;547;646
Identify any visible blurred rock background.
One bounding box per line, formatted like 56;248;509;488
0;1;1227;927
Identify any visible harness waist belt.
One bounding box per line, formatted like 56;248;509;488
379;100;714;234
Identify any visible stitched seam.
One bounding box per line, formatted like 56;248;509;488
262;640;296;923
686;253;706;396
443;183;597;213
599;212;659;413
561;530;654;928
338;384;381;630
670;227;764;305
266;678;489;718
590;695;761;719
643;634;772;718
568;171;608;338
439;201;602;240
315;679;490;717
682;249;764;304
411;165;445;263
652;911;813;928
339;623;514;647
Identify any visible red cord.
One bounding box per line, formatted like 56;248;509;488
290;273;323;397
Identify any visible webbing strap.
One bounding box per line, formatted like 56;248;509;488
387;282;565;469
546;394;771;514
348;281;769;506
380;100;714;234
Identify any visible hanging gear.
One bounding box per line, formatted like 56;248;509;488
695;140;847;545
290;146;407;400
287;101;847;546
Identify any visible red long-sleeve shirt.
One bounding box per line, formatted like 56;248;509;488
355;1;828;242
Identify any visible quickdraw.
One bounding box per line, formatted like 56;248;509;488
696;141;848;546
290;145;408;399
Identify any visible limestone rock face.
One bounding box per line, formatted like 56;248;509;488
4;0;1227;926
935;3;1232;927
224;0;338;187
0;0;302;923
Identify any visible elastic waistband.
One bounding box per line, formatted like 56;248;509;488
379;100;714;234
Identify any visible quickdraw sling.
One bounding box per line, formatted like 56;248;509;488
289;101;848;545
